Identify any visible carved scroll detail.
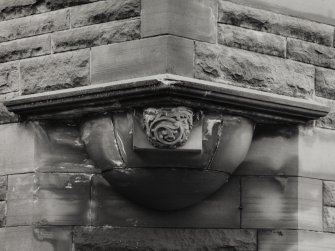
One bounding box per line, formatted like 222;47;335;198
143;107;193;149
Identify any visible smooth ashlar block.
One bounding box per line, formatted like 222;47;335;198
91;35;194;85
142;0;217;43
242;177;322;231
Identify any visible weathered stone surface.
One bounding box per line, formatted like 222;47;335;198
195;42;315;98
7;173;91;226
259;230;335;251
324;207;335;232
0;226;72;251
236;125;299;176
299;127;335;180
218;1;334;46
242;177;322;230
0;9;69;43
71;0;140;28
324;181;335;207
0;93;19;124
316;67;335;99
218;24;286;57
0;201;5;226
0;61;19;94
92;175;240;228
0;34;50;63
92;36;194;84
0;176;7;201
0;123;34;176
52;19;140;53
74;227;257;251
0;0;101;21
21;49;90;94
315;97;335;130
35;121;98;173
287;38;335;69
142;0;217;43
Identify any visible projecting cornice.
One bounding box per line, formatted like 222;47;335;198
4;74;329;124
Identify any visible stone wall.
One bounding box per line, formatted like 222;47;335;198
1;0;335;250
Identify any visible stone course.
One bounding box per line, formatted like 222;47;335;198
218;0;334;46
0;61;19;94
71;0;140;28
195;42;315;98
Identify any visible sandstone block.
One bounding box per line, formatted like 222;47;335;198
7;173;91;226
218;1;334;46
0;176;7;201
316;67;335;99
218;24;286;57
142;0;217;43
74;227;257;251
195;42;315;98
21;49;90;95
0;61;19;94
287;38;335;69
92;175;240;228
324;181;335;207
0;123;35;176
0;34;50;63
324;207;335;232
0;0;101;21
52;19;140;53
0;201;5;226
71;0;140;28
0;93;19;125
0;9;69;43
91;36;194;84
1;226;72;251
259;230;335;251
241;177;322;230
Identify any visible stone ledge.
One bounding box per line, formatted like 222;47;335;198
4;74;330;124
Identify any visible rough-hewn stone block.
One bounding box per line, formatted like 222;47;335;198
74;227;257;251
287;38;335;69
0;201;5;226
242;177;322;230
142;0;217;43
218;1;334;46
0;34;50;63
0;0;101;21
259;230;335;251
0;226;72;251
0;61;19;94
195;42;315;98
236;125;299;176
0;123;35;176
92;36;194;84
0;9;69;43
7;173;91;226
218;24;286;57
21;49;90;95
92;175;240;228
0;176;7;201
0;93;19;125
316;67;335;99
52;19;140;53
324;207;335;232
71;0;140;28
324;181;335;207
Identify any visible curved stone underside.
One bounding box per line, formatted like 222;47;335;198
81;109;254;210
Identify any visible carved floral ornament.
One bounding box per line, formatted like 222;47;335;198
143;107;193;149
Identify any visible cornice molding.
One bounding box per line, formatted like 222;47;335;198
4;74;330;123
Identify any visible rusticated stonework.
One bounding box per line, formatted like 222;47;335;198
143;107;193;149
